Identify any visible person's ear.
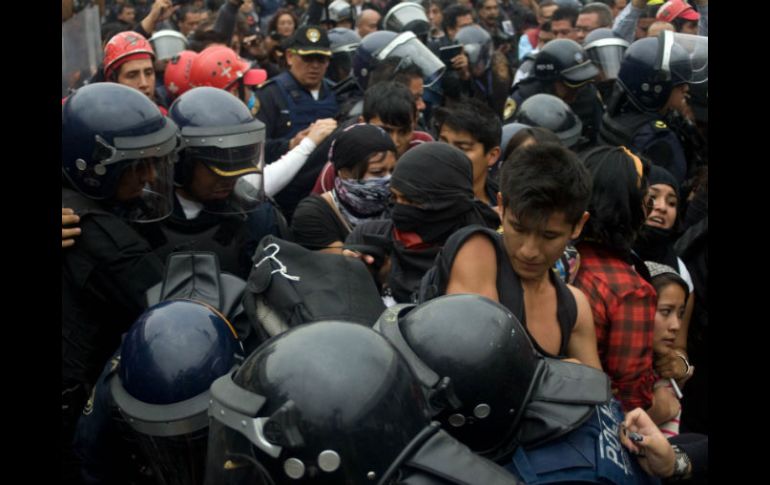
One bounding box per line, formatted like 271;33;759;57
487;146;501;167
571;211;590;240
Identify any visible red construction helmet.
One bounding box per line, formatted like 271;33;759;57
103;31;156;80
164;50;198;100
656;0;700;23
188;44;267;91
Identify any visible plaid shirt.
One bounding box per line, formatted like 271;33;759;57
574;242;657;411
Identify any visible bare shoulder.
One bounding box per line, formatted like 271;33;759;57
447;233;499;300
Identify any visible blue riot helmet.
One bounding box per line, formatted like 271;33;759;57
383;2;431;42
62;83;178;222
454;25;494;79
374;295;540;462
534;38;599;88
108;299;244;485
500;122;531;159
353;30;445;91
327;27;361;84
320;0;356;28
584;28;629;81
617;30;707;113
514;94;583;148
204;321;436;484
168;86;266;214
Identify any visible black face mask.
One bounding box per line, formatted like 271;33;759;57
633;225;678;269
391;203;472;245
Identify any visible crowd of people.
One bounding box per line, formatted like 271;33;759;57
61;0;708;483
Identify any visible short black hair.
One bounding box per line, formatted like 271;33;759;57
579;145;651;253
369;57;423;88
502;126;562;162
649;272;689;301
433;98;502;153
442;4;473;32
552;6;579;26
363;81;416;129
500;143;592;227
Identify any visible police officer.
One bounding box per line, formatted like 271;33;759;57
203;320;520;484
149;86;290;282
254;25;340;165
509;38;603;145
599;31;708;186
375;295;663;484
62;82;178;481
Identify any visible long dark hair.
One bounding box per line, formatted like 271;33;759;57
580;145;650;255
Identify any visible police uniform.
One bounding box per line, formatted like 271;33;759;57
62;187;164;454
599;110;688;185
254;26;340;164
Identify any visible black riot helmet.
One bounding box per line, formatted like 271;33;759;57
61;83;178;222
375;295;539;461
383;2;431;42
617;30;708;113
204;321;437;484
169;86;266;214
375;294;612;461
514;94;583;148
327;27;361;84
534;38;599;87
454;25;494;78
352;30;445;91
108;299;244;485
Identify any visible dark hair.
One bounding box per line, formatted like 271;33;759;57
267;8;299;37
433;98;502;153
500;143;592;227
503;126;562;162
580;145;650;253
593;0;616;7
442;4;473;32
118;3;136;16
552;6;579;26
369;57;423;88
649;272;689;301
176;5;205;24
580;3;613;28
363;81;416;129
671;17;698;33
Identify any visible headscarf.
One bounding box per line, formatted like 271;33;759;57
634;165;680;269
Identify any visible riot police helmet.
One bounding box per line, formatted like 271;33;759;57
383;2;431;42
61;82;178;222
617;30;707;113
583;28;629;81
328;27;361;84
149;29;189;61
533;38;599;87
374;295;540;461
514;94;583;148
204;320;435;484
168;86;267;213
353;30;445;91
109;299;244;485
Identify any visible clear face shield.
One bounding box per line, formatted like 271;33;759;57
179;119;267;215
98;119;179;223
659;30;708;85
377;31;446;88
463;41;494;78
584;37;629;81
383;3;431;40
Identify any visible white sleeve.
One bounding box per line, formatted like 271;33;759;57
262;137;319;197
677;257;695;294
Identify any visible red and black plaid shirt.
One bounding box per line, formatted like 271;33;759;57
574;242;657;411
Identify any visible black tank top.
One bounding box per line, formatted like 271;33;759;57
419;225;577;358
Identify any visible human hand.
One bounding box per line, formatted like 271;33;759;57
654;349;689;380
289;128;311;149
154;0;178;22
452;53;471;80
619;408;676;478
62;208;81;249
306;118;338;145
652;385;681;422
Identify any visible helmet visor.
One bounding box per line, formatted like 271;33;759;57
377;32;446;87
151;34;189;61
660;30;707;84
114;155;176;223
204;420;271;484
384;3;430;36
585;38;628;80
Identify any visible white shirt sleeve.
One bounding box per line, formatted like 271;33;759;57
256;137;319;198
612;2;644;44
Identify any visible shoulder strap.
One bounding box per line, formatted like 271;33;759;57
550;271;578;357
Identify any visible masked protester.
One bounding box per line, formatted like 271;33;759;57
346;142;500;304
292;123;397;252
